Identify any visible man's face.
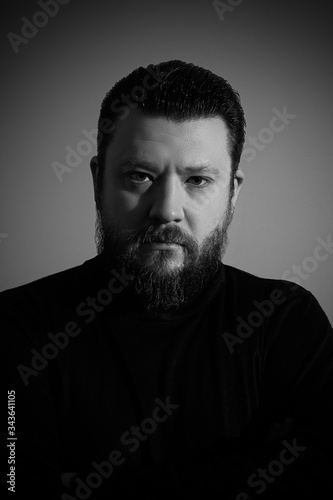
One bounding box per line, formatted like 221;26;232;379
91;109;243;311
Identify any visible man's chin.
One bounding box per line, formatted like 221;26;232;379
138;246;185;273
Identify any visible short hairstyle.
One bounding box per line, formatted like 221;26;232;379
96;59;246;196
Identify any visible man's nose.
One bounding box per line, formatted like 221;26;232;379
149;177;184;223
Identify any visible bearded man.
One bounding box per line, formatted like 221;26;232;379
4;60;333;500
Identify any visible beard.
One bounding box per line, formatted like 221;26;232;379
95;200;234;313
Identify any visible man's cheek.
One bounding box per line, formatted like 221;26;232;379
111;196;145;228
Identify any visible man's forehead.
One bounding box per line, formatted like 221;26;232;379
105;110;231;168
113;108;228;138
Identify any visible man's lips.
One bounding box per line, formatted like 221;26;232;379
140;242;183;250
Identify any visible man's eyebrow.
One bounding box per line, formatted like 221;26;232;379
119;158;158;170
118;157;222;176
181;165;222;176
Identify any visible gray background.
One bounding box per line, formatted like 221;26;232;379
1;0;332;323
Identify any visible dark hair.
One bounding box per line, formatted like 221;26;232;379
96;59;245;196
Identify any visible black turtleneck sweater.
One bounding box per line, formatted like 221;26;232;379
3;255;333;499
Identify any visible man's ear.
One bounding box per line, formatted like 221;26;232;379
90;156;99;204
231;169;245;207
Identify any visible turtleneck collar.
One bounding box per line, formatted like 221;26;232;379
86;253;225;323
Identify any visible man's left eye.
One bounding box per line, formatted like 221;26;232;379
187;176;209;187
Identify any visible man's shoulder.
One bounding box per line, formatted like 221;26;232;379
222;263;311;303
0;255;104;311
221;264;332;336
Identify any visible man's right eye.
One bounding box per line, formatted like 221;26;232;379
127;172;152;183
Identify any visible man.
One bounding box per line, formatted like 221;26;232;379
4;60;333;499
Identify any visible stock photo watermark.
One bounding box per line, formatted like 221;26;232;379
223;234;333;354
7;0;71;54
282;235;333;285
52;65;162;182
235;437;307;499
52;128;98;182
60;396;180;499
243;107;296;162
17;266;133;386
7;390;16;493
52;104;296;180
213;0;244;22
223;288;287;354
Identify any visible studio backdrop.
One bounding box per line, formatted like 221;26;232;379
1;0;332;323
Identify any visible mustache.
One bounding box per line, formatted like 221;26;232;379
118;224;198;251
